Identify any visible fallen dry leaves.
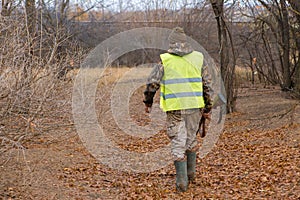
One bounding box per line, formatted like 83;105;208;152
1;85;300;199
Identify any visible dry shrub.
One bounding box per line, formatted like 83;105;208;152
235;65;255;88
0;14;85;154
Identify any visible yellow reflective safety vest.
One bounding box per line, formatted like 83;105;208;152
160;51;205;112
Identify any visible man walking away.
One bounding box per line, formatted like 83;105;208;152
143;27;213;192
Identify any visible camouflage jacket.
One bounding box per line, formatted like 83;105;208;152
143;45;213;112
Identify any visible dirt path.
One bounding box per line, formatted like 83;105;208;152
1;85;299;199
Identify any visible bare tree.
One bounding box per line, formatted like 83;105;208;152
1;0;19;16
209;0;237;113
287;0;300;97
236;0;299;97
256;0;292;90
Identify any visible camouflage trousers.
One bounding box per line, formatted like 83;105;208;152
166;109;203;161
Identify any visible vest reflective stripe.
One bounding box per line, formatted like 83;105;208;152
162;77;202;85
160;51;205;112
161;92;203;100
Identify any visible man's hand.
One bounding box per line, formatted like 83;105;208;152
145;106;152;113
202;112;211;120
203;108;212;120
143;100;152;113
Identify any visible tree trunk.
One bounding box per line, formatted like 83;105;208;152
1;0;12;16
25;0;36;39
288;0;300;97
210;0;236;113
280;0;292;90
22;0;36;114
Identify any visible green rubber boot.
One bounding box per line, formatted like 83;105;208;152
174;160;188;192
186;151;196;183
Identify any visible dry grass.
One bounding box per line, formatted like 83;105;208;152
235;66;255;87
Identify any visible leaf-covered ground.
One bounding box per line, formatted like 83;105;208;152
1;85;299;199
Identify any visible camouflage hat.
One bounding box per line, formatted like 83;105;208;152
168;27;193;56
168;27;187;44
